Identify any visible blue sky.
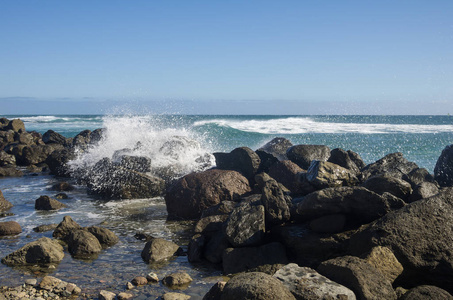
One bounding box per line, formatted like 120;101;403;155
1;1;452;114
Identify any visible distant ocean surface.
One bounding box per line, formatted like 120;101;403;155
8;114;453;172
1;114;452;296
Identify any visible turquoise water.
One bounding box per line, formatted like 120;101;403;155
1;114;452;296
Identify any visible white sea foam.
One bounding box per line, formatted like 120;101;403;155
194;117;453;134
68;115;215;178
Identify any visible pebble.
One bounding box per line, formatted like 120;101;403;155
24;279;37;286
126;282;134;290
118;292;134;300
131;276;148;286
146;272;159;283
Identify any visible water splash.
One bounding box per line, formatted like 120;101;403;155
68;114;215;180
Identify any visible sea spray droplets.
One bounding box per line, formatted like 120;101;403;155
68;115;215;180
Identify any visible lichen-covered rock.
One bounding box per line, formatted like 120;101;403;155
306;160;359;189
1;237;64;265
165;169;251;220
274;263;356;299
141;238;182;263
363;246;403;283
221;272;295;300
224;202;265;247
0;221;22;236
317;256;397;300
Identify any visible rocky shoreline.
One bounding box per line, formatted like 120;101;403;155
1;117;453;299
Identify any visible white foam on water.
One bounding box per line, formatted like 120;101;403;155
194;117;453;134
68;114;215;178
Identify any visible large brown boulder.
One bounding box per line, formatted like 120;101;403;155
67;229;102;258
286;144;331;169
35;195;67;211
53;216;83;241
1;237;64;265
141;238;182;263
86;226;119;247
0;221;22;236
0;189;13;212
220;272;295;300
165;169;251;220
348;187;453;293
434;144;453;187
400;285;453;300
317;256;397;300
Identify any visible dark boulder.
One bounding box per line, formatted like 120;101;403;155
42;130;68;145
403;167;437;187
204;232;230;264
214;147;261;182
224;202;265;247
0;190;13;212
35;195;67;211
72;129;92;150
201;201;236;218
141;238;182;263
328;148;363;175
220;272;295;300
255;150;279;174
194;214;229;234
306;160;359;189
1;237;64;265
222;242;288;275
0;150;16;166
400;285;453;300
294;186;405;226
268;160;303;192
187;234;206;263
309;214;346;234
165;169;251;220
16;132;35;146
434;144;453;187
257;137;293;161
20;144;64;166
46;148;76;177
348;188;453;293
203;281;226;300
67;229;102;258
260;177;291;225
409;181;439;202
362;175;412;201
286;144;331;169
117;155;151;173
317;256;397;300
0;221;22;236
50;181;75;192
86;226;119;247
33;224;58;233
361;152;418;181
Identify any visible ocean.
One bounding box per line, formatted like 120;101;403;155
0;114;452;297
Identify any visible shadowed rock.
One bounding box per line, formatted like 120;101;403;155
434;144;453;187
1;237;64;265
287;144;331;169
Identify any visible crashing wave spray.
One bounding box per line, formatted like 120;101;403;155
68;114;215;181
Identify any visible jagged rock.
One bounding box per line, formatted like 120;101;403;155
434;144;453;187
258;137;293;161
141;238;182;263
86;158;165;199
294;186;405;226
5;119;25;133
363;246;403;283
400;285;453;300
21;144;64;166
309;214;346;233
0;189;13;212
35;195;67;211
221;272;295;300
362;175;412;200
222;242;288;275
260;177;290;225
0;221;21;236
53;216;83;241
361;152;418;181
46;148;75;177
274;263;356;300
203;281;226;300
306;160;359;189
224;202;265;247
317;256;397;300
86;226;119;247
348;188;453;293
0;150;16;166
268;160;303;192
1;237;64;265
165;169;251;220
286;144;331;169
42;130;68;145
194;214;229;234
67;229;102;258
328;148;363;174
403;167;437;187
214;147;261;181
162;272;193;287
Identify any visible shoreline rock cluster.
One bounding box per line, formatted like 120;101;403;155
2;117;453;299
